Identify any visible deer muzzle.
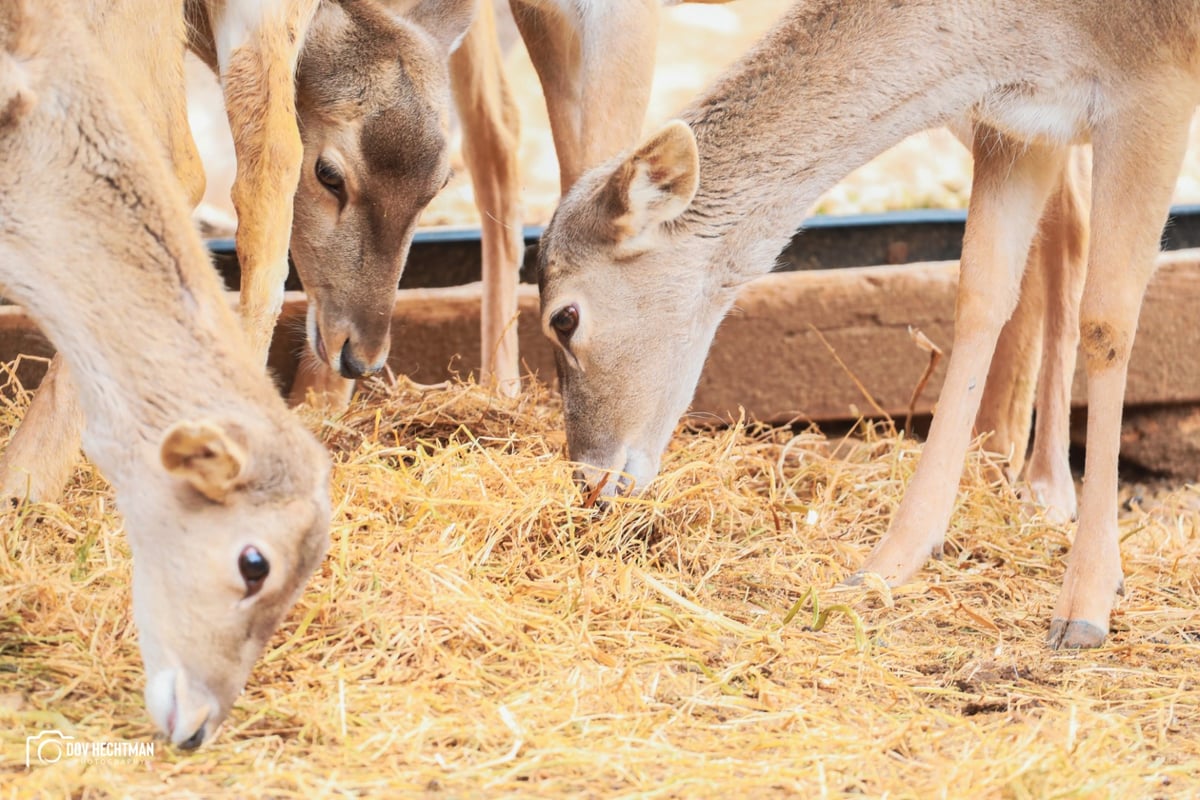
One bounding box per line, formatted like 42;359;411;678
145;668;221;750
307;303;391;379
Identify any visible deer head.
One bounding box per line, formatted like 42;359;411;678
117;413;331;750
537;121;737;497
289;0;474;379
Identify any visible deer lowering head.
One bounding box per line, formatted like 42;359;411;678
537;122;718;496
289;0;474;379
1;0;331;747
127;412;331;749
534;0;1012;496
540;0;1200;652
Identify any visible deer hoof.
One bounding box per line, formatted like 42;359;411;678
1047;618;1108;650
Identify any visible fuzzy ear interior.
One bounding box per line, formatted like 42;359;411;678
405;0;476;55
600;120;700;248
160;420;249;503
0;1;38;129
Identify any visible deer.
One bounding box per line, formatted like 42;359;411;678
1;0;331;748
0;0;500;502
535;0;1199;648
464;0;1085;520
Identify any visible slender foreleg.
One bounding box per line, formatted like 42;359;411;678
452;0;524;394
860;130;1065;584
1048;106;1190;649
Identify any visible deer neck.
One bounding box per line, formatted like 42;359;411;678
7;116;272;492
675;0;1024;283
19;235;267;473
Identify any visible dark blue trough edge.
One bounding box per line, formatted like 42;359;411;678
204;205;1200;291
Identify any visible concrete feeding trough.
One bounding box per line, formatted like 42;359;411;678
5;208;1200;443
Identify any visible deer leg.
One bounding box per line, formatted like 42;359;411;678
288;362;355;408
859;131;1064;585
511;0;659;193
975;237;1044;480
215;1;317;365
0;358;83;503
976;148;1090;523
568;0;658;190
1048;111;1190;650
452;0;524;395
960;118;1042;480
1020;147;1091;523
510;1;581;193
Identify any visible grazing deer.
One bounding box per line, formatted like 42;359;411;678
466;0;1084;517
536;0;1198;647
1;0;330;748
192;0;490;386
0;0;494;500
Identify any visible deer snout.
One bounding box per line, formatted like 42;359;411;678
572;465;634;499
570;445;627;499
307;306;391;379
570;447;660;500
338;339;382;380
145;668;220;750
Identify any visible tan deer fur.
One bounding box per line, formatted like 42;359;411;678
0;0;330;747
0;0;489;500
536;0;1200;648
0;0;321;499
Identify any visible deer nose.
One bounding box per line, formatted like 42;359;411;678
338;339;384;380
178;722;207;751
571;466;632;500
146;668;218;750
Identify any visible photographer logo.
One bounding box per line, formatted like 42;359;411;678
25;729;155;768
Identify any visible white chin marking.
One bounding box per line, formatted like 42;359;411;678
145;669;178;738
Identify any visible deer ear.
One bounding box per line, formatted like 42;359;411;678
406;0;475;55
161;421;249;503
0;1;37;129
600;120;699;248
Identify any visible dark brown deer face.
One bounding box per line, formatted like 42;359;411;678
290;0;472;378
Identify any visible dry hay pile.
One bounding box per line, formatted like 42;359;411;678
2;367;1199;798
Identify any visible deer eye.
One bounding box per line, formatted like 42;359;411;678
314;158;345;198
549;304;580;345
238;546;270;597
